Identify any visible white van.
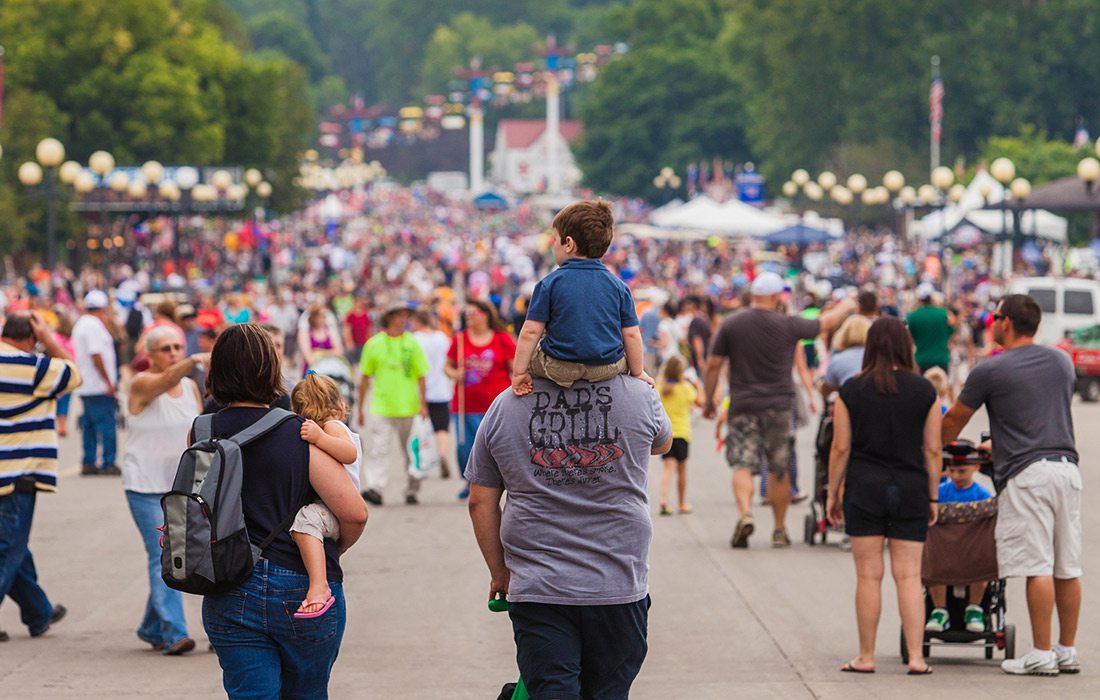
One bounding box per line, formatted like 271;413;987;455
1006;277;1100;345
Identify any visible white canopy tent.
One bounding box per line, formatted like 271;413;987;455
648;195;788;237
914;170;1068;243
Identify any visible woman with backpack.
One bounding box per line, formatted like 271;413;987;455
124;326;207;655
199;324;368;698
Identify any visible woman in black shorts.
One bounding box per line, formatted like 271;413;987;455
826;317;941;675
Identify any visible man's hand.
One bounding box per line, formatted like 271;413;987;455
511;372;533;396
631;370;656;388
105;383;116;398
929;502;939;527
300;419;323;444
489;568;510;601
703;400;717;421
29;312;52;344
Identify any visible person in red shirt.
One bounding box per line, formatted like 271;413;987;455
445;299;516;499
343;295;372;365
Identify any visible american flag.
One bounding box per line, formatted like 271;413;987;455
929;69;944;144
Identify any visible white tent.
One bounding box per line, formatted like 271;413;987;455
649;195;786;236
915;170;1067;243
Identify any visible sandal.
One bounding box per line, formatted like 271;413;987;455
840;662;875;674
294;595;336;619
659;504;673;516
907;665;933;675
679;504;694;514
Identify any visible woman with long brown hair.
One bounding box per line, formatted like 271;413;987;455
444;299;515;499
826;316;942;675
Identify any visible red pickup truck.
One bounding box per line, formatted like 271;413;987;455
1057;324;1100;402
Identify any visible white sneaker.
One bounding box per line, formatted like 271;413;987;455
1001;649;1059;676
1056;647;1080;674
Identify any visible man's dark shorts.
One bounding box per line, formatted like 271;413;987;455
508;597;650;700
725;408;793;477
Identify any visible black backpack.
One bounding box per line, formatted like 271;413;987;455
160;408;300;595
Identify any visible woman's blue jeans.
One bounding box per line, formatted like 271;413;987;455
125;490;189;650
454;412;486;480
204;560;346;700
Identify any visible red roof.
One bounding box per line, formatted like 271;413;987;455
498;119;583;149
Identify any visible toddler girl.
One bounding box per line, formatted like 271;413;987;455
290;371;362;618
657;354;702;515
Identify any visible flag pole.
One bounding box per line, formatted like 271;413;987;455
930;55;942;180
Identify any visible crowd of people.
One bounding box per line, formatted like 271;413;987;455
0;186;1086;696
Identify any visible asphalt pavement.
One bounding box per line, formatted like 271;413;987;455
2;400;1097;699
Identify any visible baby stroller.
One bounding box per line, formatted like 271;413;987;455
803;397;844;546
310;354;357;413
902;440;1016;663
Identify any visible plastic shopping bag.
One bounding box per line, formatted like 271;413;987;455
407;415;441;479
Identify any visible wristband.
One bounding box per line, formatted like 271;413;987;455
930;498;939;503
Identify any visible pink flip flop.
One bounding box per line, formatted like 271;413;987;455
294;595;335;620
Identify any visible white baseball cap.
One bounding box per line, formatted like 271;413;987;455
83;290;109;310
916;282;937;300
750;271;786;297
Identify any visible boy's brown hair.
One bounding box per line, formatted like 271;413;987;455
552;199;615;258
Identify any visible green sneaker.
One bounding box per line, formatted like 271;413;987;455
925;608;949;633
964;605;986;633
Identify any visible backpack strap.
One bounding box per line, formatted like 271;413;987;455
192;414;215;443
226;408;298;447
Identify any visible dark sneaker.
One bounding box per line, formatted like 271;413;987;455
730;516;754;548
361;489;383;505
99;464;122;476
165;637;196;656
81;464;99;476
30;604;66;637
772;529;791;548
0;629;9;642
405;494;419;505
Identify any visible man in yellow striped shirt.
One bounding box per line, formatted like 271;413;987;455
0;311;81;642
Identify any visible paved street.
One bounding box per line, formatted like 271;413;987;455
2;400;1097;699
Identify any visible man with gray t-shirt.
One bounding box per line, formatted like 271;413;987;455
703;272;855;549
467;376;671;699
944;294;1081;677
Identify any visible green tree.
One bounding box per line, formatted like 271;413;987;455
981;127;1090;187
576;43;749;198
419;13;541;95
247;10;331;81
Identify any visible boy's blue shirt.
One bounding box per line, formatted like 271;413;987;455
526;257;639;365
938;480;992;503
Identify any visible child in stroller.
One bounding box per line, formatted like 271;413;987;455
909;439;1016;662
925;456;992;633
